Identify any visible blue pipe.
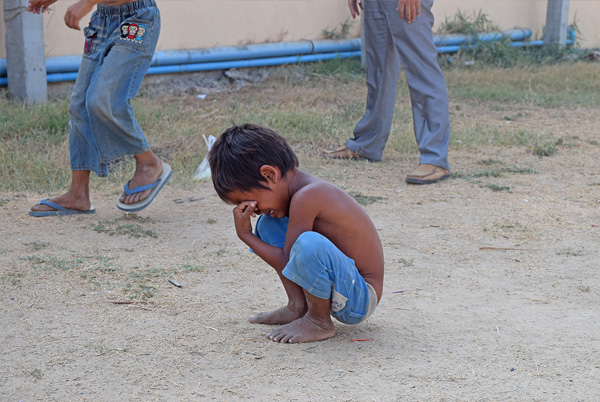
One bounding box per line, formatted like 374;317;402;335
436;38;575;54
434;28;531;47
43;51;361;83
0;31;531;77
2;39;361;76
0;28;577;86
151;39;361;67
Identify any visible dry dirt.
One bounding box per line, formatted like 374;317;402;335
1;84;599;401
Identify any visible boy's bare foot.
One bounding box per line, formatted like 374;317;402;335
249;305;306;325
266;314;335;343
119;159;163;205
30;193;92;213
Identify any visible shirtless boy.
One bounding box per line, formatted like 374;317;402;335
208;124;384;343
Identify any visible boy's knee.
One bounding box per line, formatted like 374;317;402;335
255;215;287;248
288;232;328;272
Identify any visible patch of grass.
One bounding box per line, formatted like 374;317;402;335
556;248;585;257
478;159;504;165
216;242;229;257
1;272;24;286
0;198;9;207
438;10;583;69
348;191;384;206
123;283;157;300
30;369;43;381
24;241;51;252
529;142;558;157
93;216;157;238
577;285;590;293
398;258;415;267
22;255;85;271
479;183;511;193
174;263;204;273
454;165;536;180
438;9;499;35
2;54;599;193
445;63;600;107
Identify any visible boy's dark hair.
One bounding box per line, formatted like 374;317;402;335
208;123;299;203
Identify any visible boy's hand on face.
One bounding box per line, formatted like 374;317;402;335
233;201;257;239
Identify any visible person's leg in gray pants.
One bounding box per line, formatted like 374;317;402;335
325;0;450;184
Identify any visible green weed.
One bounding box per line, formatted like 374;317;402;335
30;369;43;381
529;143;558;157
479;183;511;192
23;241;50;251
22;255;85;271
2;272;24;286
454;165;536;180
123;283;157;300
174;263;204;273
348;191;385;206
321;18;353;40
556;248;585;257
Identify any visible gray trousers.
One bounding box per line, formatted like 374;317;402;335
346;0;450;170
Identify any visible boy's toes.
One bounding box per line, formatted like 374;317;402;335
267;330;283;342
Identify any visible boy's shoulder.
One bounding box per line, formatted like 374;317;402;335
290;177;353;210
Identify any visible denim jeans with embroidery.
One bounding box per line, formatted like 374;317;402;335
68;0;160;176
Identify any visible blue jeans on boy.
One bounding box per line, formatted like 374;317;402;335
254;215;377;325
68;0;160;177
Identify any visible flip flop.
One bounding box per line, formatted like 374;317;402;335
29;199;96;217
116;163;172;212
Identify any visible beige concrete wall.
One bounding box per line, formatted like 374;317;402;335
1;0;599;59
1;0;359;58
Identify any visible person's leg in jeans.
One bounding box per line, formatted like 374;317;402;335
85;2;164;206
30;1;165;214
30;14;103;214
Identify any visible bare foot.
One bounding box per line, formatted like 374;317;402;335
249;305;306;325
119;159;163;205
30;193;92;213
266;314;335;343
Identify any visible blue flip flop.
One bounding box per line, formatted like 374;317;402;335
29;199;96;217
116;163;172;212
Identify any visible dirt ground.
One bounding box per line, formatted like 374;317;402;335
1;78;600;401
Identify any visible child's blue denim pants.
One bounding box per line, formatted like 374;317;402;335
68;0;160;176
254;215;377;324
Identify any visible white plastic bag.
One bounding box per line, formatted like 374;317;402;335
193;134;217;180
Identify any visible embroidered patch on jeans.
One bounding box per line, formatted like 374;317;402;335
120;23;147;43
331;288;348;313
84;35;95;53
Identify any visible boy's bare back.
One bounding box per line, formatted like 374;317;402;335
284;170;384;301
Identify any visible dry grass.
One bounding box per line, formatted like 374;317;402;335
1;59;599;193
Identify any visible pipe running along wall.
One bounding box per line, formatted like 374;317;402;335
0;28;576;86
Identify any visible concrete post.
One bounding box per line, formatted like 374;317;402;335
544;0;570;46
3;0;47;104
